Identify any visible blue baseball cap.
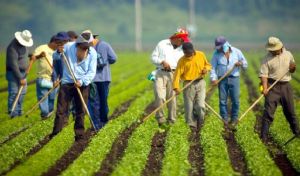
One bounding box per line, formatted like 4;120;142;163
215;36;227;49
54;32;70;41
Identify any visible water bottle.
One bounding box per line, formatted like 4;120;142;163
147;70;157;81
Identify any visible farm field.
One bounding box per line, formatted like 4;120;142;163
0;51;299;176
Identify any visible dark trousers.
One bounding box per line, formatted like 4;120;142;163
261;80;300;138
52;83;89;138
88;82;110;130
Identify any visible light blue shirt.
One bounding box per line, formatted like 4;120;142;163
53;42;97;86
210;46;248;81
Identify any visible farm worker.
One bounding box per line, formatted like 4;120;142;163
260;36;300;141
31;33;68;119
151;28;190;126
82;30;117;131
50;33;97;142
67;31;78;42
6;30;33;118
210;36;248;125
173;42;211;130
66;30;78;118
53;31;77;120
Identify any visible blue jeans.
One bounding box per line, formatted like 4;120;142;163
218;76;240;121
36;78;56;118
88;82;110;130
6;71;27;117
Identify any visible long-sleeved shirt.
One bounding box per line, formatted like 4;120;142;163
93;40;117;82
210;46;247;81
151;39;183;70
34;44;55;81
52;42;97;86
260;48;294;82
6;38;29;81
52;42;75;81
173;51;212;90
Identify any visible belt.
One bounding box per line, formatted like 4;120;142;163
228;75;239;78
160;69;175;72
268;78;288;84
184;78;203;82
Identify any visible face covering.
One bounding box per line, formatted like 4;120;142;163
222;42;231;53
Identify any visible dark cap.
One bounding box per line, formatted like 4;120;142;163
54;32;70;41
67;31;78;39
182;42;194;53
215;36;227;49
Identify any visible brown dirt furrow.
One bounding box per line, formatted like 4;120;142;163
95;101;155;176
109;98;136;120
142;131;167;176
0;127;29;146
43;97;137;176
189;123;205;176
42;130;94;176
224;126;250;175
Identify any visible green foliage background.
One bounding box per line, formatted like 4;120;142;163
0;0;299;50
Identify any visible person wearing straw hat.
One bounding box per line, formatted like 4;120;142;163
151;28;190;126
6;30;33;118
82;30;117;131
50;33;97;142
32;32;69;120
260;36;300;142
173;42;211;130
210;36;248;125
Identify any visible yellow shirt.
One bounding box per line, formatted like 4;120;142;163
34;44;54;80
173;51;212;90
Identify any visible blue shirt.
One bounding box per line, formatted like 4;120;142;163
52;42;97;86
210;47;248;81
93;40;117;82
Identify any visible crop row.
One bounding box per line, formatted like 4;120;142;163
62;90;153;175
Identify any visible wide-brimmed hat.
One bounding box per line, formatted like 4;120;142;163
76;35;90;48
170;28;190;42
215;36;227;50
15;30;33;47
81;29;98;43
54;32;70;41
265;36;283;51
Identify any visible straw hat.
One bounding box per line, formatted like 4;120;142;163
15;30;33;47
265;36;283;51
81;29;98;43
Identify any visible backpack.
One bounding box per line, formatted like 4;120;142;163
95;42;108;69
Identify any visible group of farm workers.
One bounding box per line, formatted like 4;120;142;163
5;28;300;142
150;28;300;141
6;29;117;141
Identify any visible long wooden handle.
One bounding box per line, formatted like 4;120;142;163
143;73;206;122
61;53;95;130
238;70;290;122
204;102;223;121
44;56;53;69
10;57;36;115
10;86;24;116
25;57;35;75
206;65;236;94
25;80;61;117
